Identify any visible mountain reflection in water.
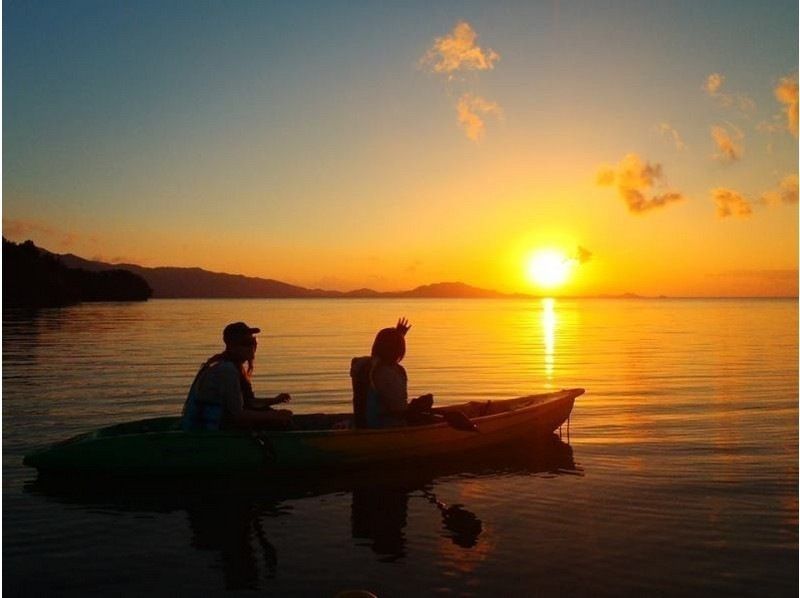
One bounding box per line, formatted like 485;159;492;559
25;435;577;591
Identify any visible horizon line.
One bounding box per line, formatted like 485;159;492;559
14;239;800;301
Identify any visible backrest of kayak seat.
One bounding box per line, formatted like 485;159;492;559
350;356;371;429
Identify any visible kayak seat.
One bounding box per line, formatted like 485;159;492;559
350;356;372;429
291;413;353;431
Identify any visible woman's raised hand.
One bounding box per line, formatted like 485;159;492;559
396;317;411;336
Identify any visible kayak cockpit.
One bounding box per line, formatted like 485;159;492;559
65;392;572;440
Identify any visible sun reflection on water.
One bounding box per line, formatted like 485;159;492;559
541;298;557;387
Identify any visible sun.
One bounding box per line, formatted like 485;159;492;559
526;249;573;289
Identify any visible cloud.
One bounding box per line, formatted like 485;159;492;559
4;218;54;238
622;190;684;213
2;218;84;249
710;175;797;220
703;72;756;114
556;246;592;271
656;123;685;151
420;22;503;141
709;268;798;296
596;153;685;214
420;21;500;75
573;246;592;264
405;260;423;273
774;75;798;137
760;174;799;207
704;73;725;95
595;167;615;186
456;93;502;141
711;188;753;218
724;94;756;113
710;124;744;161
89;254;139;265
715;269;798;281
756;115;784;134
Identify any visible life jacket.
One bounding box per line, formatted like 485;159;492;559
181;354;255;431
350;356;408;429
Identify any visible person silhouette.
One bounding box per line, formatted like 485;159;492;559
182;322;292;431
350;318;433;429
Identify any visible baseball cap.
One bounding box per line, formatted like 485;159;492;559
223;322;261;344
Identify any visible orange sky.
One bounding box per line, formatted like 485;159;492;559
3;4;798;296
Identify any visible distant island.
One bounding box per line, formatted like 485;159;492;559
55;250;528;299
5;239;656;302
3;238;153;307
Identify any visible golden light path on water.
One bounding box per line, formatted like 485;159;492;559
541;298;557;387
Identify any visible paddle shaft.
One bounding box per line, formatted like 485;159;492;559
435;411;479;432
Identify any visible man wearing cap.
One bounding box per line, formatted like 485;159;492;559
181;322;292;431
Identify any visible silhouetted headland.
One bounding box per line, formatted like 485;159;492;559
17;242;662;300
3;238;153;307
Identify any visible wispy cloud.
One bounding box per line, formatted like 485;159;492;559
756;115;784;134
760;174;799;207
405;259;423;273
4;218;56;239
726;94;755;113
595;167;615;186
572;246;593;264
89;254;138;265
714;269;798;281
711;188;753;218
2;218;89;249
655;122;685;151
709;269;799;296
710;124;744;161
420;21;500;75
596;154;685;214
703;72;756;114
704;73;725;95
456;93;502;141
774;75;798;137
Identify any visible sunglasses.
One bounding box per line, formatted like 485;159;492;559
237;338;258;347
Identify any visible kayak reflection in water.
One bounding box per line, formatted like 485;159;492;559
350;318;434;429
182;322;293;431
351;481;483;562
187;493;279;589
24;435;575;591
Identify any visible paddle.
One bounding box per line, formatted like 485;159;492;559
438;410;478;432
408;395;478;432
421;489;483;547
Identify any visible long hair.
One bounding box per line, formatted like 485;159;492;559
371;327;406;364
203;351;253;376
201;350;255;402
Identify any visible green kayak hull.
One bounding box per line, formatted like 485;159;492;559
23;388;583;474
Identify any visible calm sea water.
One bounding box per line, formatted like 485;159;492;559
3;298;797;596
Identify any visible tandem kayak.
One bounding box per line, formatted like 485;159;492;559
23;388;584;475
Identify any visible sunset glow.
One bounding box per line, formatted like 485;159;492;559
2;3;796;297
526;250;574;289
2;5;799;595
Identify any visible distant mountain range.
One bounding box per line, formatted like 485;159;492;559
54;252;531;299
